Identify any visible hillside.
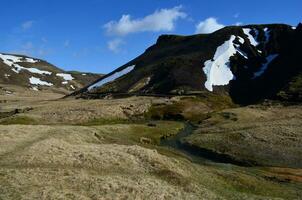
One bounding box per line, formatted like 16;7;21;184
0;53;102;94
73;23;302;104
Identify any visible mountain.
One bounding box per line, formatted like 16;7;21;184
72;23;302;104
0;53;102;94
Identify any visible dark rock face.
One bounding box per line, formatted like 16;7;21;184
75;23;302;104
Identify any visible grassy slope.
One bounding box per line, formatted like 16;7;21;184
0;94;301;199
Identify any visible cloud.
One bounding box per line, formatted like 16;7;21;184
107;38;125;53
21;41;34;50
11;41;51;57
195;17;225;34
41;37;48;43
64;40;70;48
233;13;240;18
21;20;34;30
104;6;186;36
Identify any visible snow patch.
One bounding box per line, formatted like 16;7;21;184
0;53;51;75
0;54;38;64
29;76;53;86
253;54;278;78
243;28;259;46
263;27;271;44
25;67;52;75
88;65;135;91
70;85;75;90
56;73;74;81
203;35;239;91
31;86;39;91
238;36;245;44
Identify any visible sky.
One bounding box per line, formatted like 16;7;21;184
0;0;301;74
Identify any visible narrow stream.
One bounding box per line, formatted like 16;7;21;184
160;122;252;166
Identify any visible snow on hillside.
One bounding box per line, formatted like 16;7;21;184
88;65;135;91
253;54;278;78
243;28;259;46
29;77;53;86
263;28;271;44
56;73;74;85
0;53;52;75
203;35;249;92
0;54;38;64
22;67;52;75
56;73;74;81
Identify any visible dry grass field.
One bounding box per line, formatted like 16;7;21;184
0;88;302;199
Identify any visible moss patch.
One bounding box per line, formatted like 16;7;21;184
0;116;37;125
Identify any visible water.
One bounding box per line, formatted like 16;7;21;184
160;122;252;166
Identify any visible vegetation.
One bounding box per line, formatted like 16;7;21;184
0;115;37;125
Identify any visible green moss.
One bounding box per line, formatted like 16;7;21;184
94;121;184;145
145;94;234;123
79;118;134;126
0;116;37;125
128;121;184;144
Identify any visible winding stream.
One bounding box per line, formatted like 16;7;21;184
160;122;252;166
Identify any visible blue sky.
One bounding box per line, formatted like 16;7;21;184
0;0;301;73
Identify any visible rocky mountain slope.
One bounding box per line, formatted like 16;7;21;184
0;53;102;94
73;23;302;104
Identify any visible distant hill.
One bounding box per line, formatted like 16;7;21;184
0;53;102;94
73;23;302;104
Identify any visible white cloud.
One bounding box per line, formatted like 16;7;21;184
64;40;70;48
233;13;240;18
107;38;124;53
41;37;48;43
21;41;34;50
195;17;225;34
22;20;34;30
104;6;186;36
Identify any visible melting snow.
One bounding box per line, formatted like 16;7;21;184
31;86;39;91
0;54;38;64
56;73;74;81
263;28;271;44
29;76;53;86
243;28;259;46
88;65;135;90
25;67;51;75
203;35;239;91
253;54;278;78
238;36;245;44
0;53;51;75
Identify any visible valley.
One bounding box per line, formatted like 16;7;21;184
0;90;301;199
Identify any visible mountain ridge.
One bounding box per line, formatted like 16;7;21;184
0;52;103;94
71;23;302;104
